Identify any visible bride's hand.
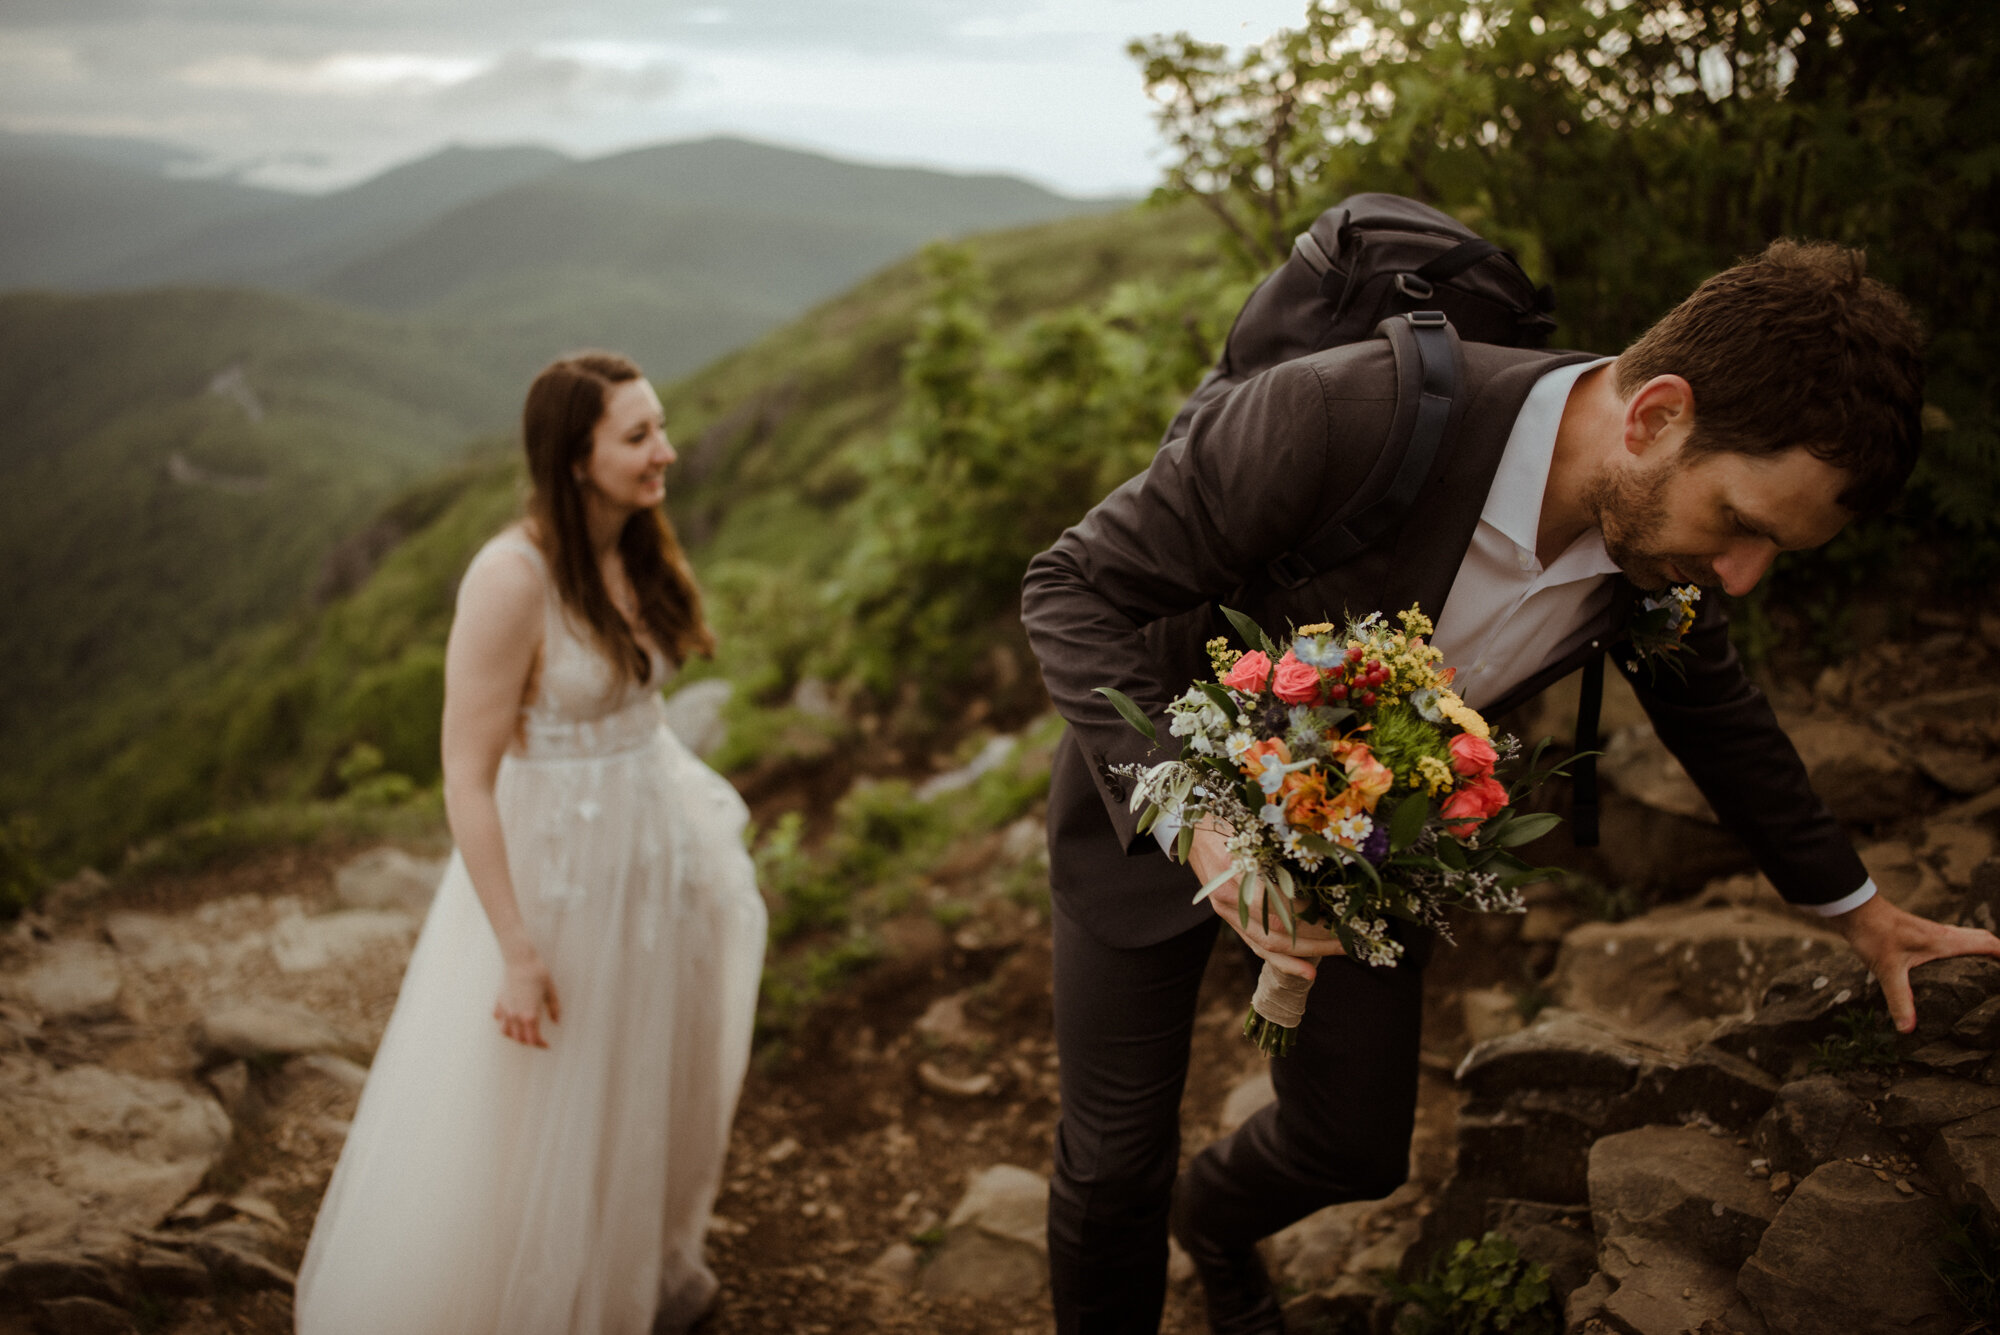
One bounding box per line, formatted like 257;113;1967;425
494;952;562;1048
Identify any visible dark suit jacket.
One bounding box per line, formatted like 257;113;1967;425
1021;338;1868;949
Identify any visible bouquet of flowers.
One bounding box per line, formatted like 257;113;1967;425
1098;606;1569;1055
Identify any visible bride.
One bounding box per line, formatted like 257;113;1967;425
295;352;767;1335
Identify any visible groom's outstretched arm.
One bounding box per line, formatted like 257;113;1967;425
1022;348;1395;852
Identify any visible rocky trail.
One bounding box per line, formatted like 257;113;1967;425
5;608;2000;1334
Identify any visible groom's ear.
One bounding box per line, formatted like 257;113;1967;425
1623;375;1696;460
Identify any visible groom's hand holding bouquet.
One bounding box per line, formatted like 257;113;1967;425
1099;605;1570;1054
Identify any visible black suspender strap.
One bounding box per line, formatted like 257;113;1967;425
1267;311;1460;590
1572;651;1604;847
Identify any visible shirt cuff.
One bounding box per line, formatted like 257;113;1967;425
1796;877;1878;917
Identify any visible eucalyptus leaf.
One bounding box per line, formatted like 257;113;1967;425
1093;686;1157;743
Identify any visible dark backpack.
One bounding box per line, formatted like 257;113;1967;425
1162;194;1608;843
1164;192;1557;445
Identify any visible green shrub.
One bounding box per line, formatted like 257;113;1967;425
1387;1232;1560;1335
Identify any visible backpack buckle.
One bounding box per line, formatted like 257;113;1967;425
1394;272;1436;301
1267;551;1315;590
1407;310;1448;328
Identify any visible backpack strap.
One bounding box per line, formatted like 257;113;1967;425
1267;311;1460;590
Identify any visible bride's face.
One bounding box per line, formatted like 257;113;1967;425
580;378;674;514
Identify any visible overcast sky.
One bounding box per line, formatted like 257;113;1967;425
0;0;1314;196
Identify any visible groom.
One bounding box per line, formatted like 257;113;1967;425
1020;240;2000;1334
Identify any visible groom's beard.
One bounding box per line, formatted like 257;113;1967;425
1587;455;1719;592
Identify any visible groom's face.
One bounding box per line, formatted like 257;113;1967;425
1594;441;1853;596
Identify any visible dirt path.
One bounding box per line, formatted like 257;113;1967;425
4;835;1496;1335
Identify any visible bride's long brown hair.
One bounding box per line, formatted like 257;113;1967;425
521;351;715;681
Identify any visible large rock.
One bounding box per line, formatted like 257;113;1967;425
1904;956;2000;1043
1455;1009;1665;1103
267;909;416;974
1588;1125;1776;1270
919;1164;1048;1299
1624;1044;1780;1132
1923;1105;2000;1225
1878;1076;2000;1133
0;1055;231;1248
1781;716;1927;823
195;1002;349;1062
1860;839;1956;921
333;847;445;916
1599;722;1716;823
1591;1233;1769;1335
1924;822;1997;889
1753;1075;1898;1178
1737;1161;1959;1335
1707;957;1875;1078
1218;1069;1275;1135
6;941;123;1021
1550;907;1844;1036
31;1296;138;1335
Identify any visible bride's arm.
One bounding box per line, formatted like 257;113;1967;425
441;547;561;1048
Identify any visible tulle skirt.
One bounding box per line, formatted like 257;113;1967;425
295;723;766;1335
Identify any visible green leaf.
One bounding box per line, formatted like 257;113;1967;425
1219;604;1278;658
1238;867;1260;931
1388;791;1430;851
1192;865;1237;905
1175;823;1194;863
1093;686;1157;743
1494;812;1562;847
1195;680;1240;718
1136;804;1159;835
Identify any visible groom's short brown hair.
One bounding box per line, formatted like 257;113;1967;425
1615;240;1925;515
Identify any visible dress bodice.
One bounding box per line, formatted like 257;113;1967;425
481;531;671;761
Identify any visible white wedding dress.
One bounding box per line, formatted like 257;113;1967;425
295;531;767;1335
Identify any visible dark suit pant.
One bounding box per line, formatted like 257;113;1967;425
1047;898;1427;1334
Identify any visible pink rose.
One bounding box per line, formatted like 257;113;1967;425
1271;651;1324;705
1440;775;1509;834
1448;732;1498;779
1220;650;1272;694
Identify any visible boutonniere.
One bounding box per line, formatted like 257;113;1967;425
1624;584;1701;677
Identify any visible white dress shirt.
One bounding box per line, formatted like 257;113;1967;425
1162;357;1875;915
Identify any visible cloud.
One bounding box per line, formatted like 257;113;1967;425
432;48;680;111
176;50;486;95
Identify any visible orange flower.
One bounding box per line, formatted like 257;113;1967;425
1281;769;1329;828
1331;740;1393;811
1237;737;1292;781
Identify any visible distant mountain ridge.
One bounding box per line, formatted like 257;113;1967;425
2;132;1125;379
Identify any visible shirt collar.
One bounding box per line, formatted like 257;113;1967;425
1482;357;1621;576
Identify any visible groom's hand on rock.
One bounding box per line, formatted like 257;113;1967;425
1833;893;2000;1033
1188;826;1345;982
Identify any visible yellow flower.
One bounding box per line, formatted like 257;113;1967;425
1398;606;1435;640
1416;755;1454;796
1296;621;1335;635
1437;691;1491;739
1206;637;1240;676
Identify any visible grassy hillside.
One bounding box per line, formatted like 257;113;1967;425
0;288;524;778
7;200;1221;875
95;145;571;291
